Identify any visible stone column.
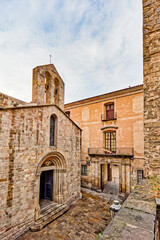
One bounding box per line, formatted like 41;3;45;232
126;164;131;193
121;164;126;193
57;169;64;204
54;169;59;203
94;161;99;189
97;163;101;189
91;161;95;189
119;164;122;192
63;171;67;203
35;175;41;221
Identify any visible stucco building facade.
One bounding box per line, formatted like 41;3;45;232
0;64;81;240
65;85;144;194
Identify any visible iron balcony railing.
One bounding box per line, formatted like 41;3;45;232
88;147;134;156
101;112;117;121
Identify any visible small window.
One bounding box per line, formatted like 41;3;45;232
81;165;87;176
65;111;70;118
137;170;144;183
50;115;55;146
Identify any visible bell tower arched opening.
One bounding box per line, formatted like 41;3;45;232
32;64;64;109
44;71;52;104
54;77;59;106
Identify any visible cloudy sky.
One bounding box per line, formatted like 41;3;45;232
0;0;143;103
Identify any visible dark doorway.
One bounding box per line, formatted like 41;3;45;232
40;170;53;201
101;164;104;191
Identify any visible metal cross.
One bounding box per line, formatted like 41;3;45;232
49;54;52;64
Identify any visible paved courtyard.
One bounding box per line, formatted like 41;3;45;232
18;191;111;240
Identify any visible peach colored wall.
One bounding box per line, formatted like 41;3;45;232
66;91;144;161
65;88;144;190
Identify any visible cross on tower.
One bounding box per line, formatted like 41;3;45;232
49;54;52;64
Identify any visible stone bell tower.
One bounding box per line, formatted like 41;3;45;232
32;64;64;110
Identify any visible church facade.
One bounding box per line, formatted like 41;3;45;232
0;64;81;239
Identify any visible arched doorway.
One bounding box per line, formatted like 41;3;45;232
35;152;67;219
40;170;53;201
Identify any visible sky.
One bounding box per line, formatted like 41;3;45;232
0;0;143;104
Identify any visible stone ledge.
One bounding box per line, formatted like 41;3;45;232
100;180;157;240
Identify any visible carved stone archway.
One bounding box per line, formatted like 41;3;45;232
35;152;67;220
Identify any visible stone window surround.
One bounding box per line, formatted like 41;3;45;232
102;100;116;120
49;113;58;148
101;126;118;150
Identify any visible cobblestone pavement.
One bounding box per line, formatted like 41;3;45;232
18;191;111;240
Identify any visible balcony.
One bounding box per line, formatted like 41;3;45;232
101;112;117;121
88;147;134;157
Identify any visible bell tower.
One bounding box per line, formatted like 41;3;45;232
32;64;64;110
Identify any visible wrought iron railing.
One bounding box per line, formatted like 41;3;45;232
88;147;134;156
101;112;117;121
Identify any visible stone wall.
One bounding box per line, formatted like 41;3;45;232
32;64;64;110
100;180;157;240
0;92;26;108
0;104;81;240
143;0;160;176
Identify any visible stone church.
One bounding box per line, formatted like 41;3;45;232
0;64;81;239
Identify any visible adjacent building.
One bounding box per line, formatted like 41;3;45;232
65;85;144;193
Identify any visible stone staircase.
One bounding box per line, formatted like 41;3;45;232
30;202;70;231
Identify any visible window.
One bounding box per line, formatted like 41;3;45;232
105;132;116;152
81;165;87;176
137;170;144;183
106;104;114;120
50;115;55;146
102;103;116;121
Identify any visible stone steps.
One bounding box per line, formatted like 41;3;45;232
40;202;61;216
30;204;69;232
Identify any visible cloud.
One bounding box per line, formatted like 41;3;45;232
0;0;143;103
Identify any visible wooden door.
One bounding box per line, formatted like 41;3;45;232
45;170;53;200
40;170;53;201
106;104;114;119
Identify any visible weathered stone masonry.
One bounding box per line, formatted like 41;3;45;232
143;0;160;177
0;64;81;240
0;92;26;108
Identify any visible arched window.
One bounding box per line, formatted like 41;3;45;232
50;115;55;146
